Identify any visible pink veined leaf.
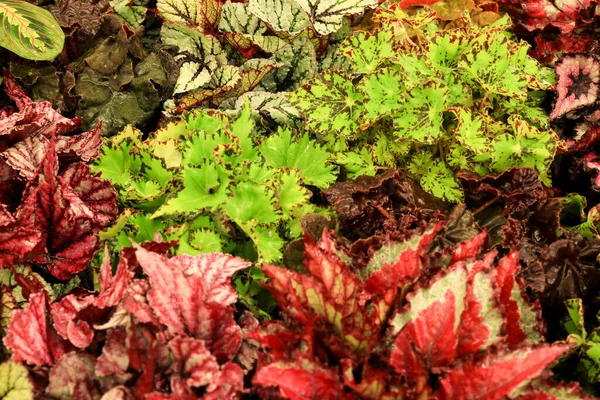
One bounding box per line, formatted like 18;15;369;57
497;0;592;33
55;122;103;162
95;247;134;309
3;292;68;366
551;55;600;120
60;162;118;229
172;252;250;306
438;344;571;400
3;70;32;109
209;304;243;362
253;359;349;400
168;336;221;388
96;329;130;377
0;199;43;268
2;135;50;179
203;362;245;400
50;294;96;349
134;243;248;340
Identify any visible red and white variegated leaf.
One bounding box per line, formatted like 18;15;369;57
340;358;389;399
390;290;459;383
95;247;134;309
450;230;487;263
45;352;96;399
168;336;220;388
253;358;350;400
60;162;118;229
171;252;250;306
96;329;130;378
0;72;80;142
4;292;69;366
50;294;95;349
455;252;503;357
363;226;439;296
2;134;49;179
495;251;544;347
0;199;43;268
204;362;245;400
210;304;243;362
438;345;570;400
55;122;103;162
134;245;215;337
134;244;247;345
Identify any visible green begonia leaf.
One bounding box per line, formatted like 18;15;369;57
0;361;33;400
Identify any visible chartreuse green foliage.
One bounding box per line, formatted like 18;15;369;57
290;5;559;202
94;105;336;266
559;299;600;392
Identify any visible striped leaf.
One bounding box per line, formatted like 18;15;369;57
0;0;64;61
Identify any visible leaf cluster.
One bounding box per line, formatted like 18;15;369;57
250;222;586;399
125;0;379;117
0;73;118;280
94;105;337;266
290;5;559;201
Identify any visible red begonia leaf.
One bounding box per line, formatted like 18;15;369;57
210;304;243;362
96;328;130;378
172;252;250;306
390;290;458;382
50;294;96;349
168;336;220;388
438;345;570;400
253;358;349;400
60;162;118;229
0;200;42;268
363;226;439;294
496;251;544;347
2;135;49;179
55;122;103;162
455;252;502;357
25;139;99;279
203;362;244;400
4;292;69;366
134;244;248;339
95;247;134;309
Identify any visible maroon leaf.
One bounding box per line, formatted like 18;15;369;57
60;162;118;229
